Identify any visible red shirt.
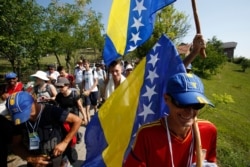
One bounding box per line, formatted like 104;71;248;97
124;118;217;167
5;82;23;95
66;74;74;87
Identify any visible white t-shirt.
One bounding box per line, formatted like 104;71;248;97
46;71;60;81
83;69;98;92
74;67;85;84
96;69;106;85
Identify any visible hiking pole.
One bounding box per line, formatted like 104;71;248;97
191;0;206;58
193;117;203;167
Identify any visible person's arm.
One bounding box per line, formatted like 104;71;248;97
77;99;88;125
183;34;206;68
89;77;98;91
52;113;81;157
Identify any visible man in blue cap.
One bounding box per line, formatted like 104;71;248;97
1;72;23;101
124;73;218;167
0;72;23;167
6;91;82;167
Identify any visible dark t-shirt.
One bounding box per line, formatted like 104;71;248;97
55;90;80;115
14;104;69;156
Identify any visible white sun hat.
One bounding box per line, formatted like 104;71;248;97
30;70;49;81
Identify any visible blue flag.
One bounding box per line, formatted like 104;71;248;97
103;0;176;65
82;35;186;167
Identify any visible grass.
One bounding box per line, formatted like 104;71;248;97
199;62;250;167
0;58;250;166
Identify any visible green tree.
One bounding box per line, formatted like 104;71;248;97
240;58;250;72
0;0;44;75
81;9;104;61
192;36;227;78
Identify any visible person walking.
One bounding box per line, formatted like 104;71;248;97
30;70;57;105
124;73;217;167
6;91;82;167
104;59;126;100
95;63;107;107
82;59;99;120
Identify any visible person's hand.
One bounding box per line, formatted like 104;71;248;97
191;34;206;56
82;90;90;96
1;93;9;101
53;141;68;157
27;155;51;167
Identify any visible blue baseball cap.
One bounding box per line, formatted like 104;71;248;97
5;72;17;79
6;91;34;125
166;73;214;107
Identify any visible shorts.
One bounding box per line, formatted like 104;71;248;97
83;91;98;106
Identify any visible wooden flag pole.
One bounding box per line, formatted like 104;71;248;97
191;1;205;166
191;0;206;58
193;117;203;167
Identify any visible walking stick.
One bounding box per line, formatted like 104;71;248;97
191;0;205;166
191;0;206;58
193;117;203;167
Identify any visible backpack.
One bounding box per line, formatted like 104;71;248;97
34;83;53;98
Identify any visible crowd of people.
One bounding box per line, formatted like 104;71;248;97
0;34;218;167
0;57;135;166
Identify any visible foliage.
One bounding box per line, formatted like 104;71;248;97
191;36;227;78
212;93;234;105
232;56;250;72
0;0;104;73
233;56;246;64
240;58;250;72
0;0;45;73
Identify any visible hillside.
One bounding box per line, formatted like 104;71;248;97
199;62;250;166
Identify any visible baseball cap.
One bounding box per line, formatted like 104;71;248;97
55;77;70;87
5;72;17;79
6;91;34;125
166;73;214;107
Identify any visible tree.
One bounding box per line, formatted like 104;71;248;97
0;0;44;75
192;36;227;78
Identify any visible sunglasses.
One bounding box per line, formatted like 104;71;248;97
56;86;65;88
171;96;205;110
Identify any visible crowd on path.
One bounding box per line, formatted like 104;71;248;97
0;57;135;167
0;34;219;167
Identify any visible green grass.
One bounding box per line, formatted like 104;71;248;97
1;58;250;166
199;62;250;167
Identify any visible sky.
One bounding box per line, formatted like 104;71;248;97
37;0;250;58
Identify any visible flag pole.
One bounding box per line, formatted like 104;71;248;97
191;1;204;165
193;117;203;167
191;0;206;58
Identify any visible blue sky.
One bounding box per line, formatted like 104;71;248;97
37;0;250;58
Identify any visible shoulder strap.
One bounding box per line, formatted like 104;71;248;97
83;69;95;76
46;84;53;97
34;85;39;94
102;70;105;77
